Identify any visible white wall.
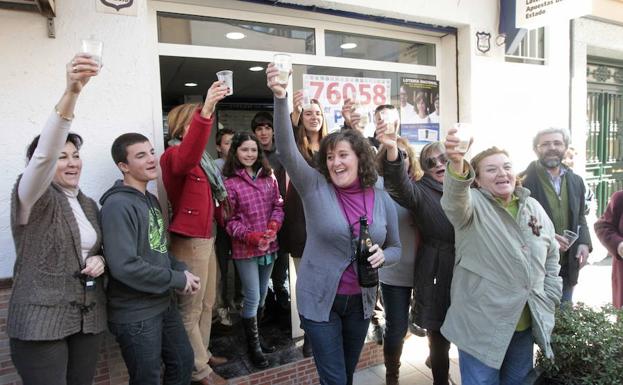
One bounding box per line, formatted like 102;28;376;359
0;0;162;277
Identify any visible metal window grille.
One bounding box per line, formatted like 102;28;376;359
505;28;545;65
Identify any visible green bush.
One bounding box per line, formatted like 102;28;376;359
535;303;623;385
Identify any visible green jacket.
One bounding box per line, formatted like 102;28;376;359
440;163;562;369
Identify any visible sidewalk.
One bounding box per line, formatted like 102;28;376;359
354;335;461;385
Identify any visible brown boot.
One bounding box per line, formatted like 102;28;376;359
384;343;403;385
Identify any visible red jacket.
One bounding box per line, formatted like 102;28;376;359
160;110;215;238
224;168;284;259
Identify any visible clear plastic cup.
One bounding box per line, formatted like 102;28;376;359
302;88;313;110
353;101;369;130
81;37;103;67
563;229;579;248
454;123;473;153
273;54;292;85
381;108;399;135
216;70;233;96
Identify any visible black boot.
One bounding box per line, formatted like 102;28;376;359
242;317;270;369
384;343;404;385
256;307;276;353
302;333;313;358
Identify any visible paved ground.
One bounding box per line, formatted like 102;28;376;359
354;218;614;385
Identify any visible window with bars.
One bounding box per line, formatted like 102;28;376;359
505;27;545;65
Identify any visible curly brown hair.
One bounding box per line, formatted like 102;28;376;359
317;129;378;188
222;131;273;178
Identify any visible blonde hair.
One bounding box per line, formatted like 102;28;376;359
167;103;200;140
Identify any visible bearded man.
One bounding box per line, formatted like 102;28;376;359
521;128;592;303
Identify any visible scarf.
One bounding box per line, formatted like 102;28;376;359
168;138;227;202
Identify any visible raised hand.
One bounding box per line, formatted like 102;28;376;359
444;127;468;174
375;120;399;161
266;63;288;99
66;53;100;95
201;81;229;118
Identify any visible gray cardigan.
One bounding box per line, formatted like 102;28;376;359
273;96;401;322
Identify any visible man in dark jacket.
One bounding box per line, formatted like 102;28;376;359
521;128;592;303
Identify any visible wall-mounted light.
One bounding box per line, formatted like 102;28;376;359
184;82;198;87
340;42;357;49
226;32;245;40
249;66;264;72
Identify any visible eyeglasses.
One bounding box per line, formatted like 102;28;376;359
537;141;565;149
423;154;447;170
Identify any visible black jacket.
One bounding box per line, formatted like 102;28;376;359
383;156;455;331
521;161;592;286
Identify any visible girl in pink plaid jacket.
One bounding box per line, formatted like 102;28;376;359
222;131;284;369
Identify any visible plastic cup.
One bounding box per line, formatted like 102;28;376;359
216;70;233;96
454;123;473;153
81;37;103;67
353;101;369;130
302;88;313;110
563;229;579;248
381;109;399;135
273;54;292;85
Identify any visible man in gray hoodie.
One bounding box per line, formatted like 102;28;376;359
101;133;200;385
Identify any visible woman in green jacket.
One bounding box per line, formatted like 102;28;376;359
440;128;562;385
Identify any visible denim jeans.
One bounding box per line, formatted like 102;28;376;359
300;294;370;385
109;306;194;385
561;281;575;304
234;257;274;318
380;283;412;351
459;328;533;385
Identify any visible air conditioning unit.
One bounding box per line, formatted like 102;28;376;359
0;0;56;17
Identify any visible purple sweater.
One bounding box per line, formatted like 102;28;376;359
335;180;375;295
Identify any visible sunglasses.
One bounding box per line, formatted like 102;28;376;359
423;153;447;170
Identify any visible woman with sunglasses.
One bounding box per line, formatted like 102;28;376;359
376;125;456;385
267;64;400;385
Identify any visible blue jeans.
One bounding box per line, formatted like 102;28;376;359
234;257;274;318
380;283;412;351
109;306;194;385
300;294;370;385
561;282;575;304
459;329;533;385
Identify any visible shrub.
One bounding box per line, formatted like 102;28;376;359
535;303;623;385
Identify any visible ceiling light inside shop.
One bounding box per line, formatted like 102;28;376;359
340;42;357;49
226;32;245;40
249;66;264;72
184;82;198;87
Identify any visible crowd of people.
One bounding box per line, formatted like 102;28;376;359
9;53;619;385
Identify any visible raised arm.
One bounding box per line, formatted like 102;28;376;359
439;127;474;229
266;63;318;195
18;54;99;224
161;81;227;176
375;124;422;211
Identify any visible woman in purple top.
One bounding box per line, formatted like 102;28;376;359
266;64;401;385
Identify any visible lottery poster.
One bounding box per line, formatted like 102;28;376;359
399;77;440;145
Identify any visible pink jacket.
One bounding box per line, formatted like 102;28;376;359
224;167;284;259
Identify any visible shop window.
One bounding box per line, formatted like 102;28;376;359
325;30;435;66
157;12;315;54
505;27;545;65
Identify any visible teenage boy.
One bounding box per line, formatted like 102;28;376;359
101;133;200;385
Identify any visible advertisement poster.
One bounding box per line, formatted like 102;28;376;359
399;78;440;145
303;74;391;136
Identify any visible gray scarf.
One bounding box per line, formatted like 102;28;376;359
168;138;227;202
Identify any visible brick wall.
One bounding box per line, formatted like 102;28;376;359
0;283;383;385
